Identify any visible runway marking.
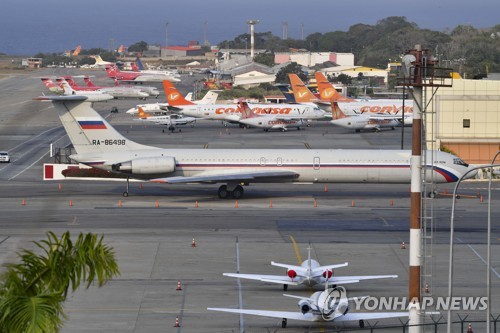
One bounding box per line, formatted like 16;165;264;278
8;125;62;152
8;150;50;180
466;244;500;279
235;237;244;333
378;216;393;227
8;100;30;106
289;235;302;264
0;236;9;245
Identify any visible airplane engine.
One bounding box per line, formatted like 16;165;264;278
287;269;297;279
322;270;333;279
298;299;312;314
112;156;176;174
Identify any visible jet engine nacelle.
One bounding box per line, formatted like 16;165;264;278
298;299;312;314
287;269;297;279
113;156;176;174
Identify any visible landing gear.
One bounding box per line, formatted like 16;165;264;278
217;185;229;199
123;177;130;197
359;320;365;328
264;129;269;132
217;184;244;199
282;318;287;328
231;185;244;199
283;284;288;291
355;129;361;133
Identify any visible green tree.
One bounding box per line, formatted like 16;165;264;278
275;62;307;83
0;231;120;332
253;52;275;67
128;41;148;53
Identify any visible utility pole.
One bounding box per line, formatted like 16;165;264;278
301;22;304;40
204;21;208;46
282;21;288;40
165;22;169;48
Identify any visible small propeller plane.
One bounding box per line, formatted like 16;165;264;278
208;285;409;328
223;246;397;291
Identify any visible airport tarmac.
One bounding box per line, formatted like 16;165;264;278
0;69;498;332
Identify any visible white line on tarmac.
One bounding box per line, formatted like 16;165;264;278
8;100;30;107
235;237;244;333
8;126;61;152
8;150;49;181
466;244;500;279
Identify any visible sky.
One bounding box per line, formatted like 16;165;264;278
0;0;498;55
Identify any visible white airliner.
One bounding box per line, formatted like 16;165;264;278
330;104;402;132
164;81;326;125
58;81;114;102
125;87;220;115
237;101;306;132
35;95;475;199
134;107;196;131
223;246;397;290
209;286;408;328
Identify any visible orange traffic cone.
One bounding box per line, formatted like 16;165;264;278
269;199;273;208
118;200;122;207
324;185;328;192
69;199;73;207
139;182;143;189
480;195;484;203
191;238;196;247
390;199;394;206
313;198;317;208
176;280;182;291
58;183;62;190
174;316;180;327
234;200;239;208
195;200;199;208
351;200;356;207
424;283;430;293
467;323;473;333
21;198;26;206
401;241;406;249
155;200;159;208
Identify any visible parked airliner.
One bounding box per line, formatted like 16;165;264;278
35;95;476;199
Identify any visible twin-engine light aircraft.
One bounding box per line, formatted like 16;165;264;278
208;285;408;328
223;246;397;290
35;95;476;198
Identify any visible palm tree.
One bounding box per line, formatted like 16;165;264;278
0;231;120;332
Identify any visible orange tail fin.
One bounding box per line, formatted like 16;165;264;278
163;81;194;106
315;72;354;102
330;102;349;120
137;107;148;119
288;74;317;103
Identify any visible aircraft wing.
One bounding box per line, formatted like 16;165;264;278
330;275;398;285
335;312;409;322
223;273;300;285
207;308;317;322
151;170;298;184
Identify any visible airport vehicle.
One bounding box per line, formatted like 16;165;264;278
83;76;160;98
164;81;327;124
36;95;476;199
58;82;114;102
135;107;196;131
208;285;408;328
105;65;181;83
223;246;397;290
330;104;401;132
237;101;306;132
56;77;149;99
0;151;10;163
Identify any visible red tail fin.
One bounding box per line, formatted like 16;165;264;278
163;81;194;106
315;72;355;102
131;62;139;72
83;76;95;87
288;74;317;102
237;100;255;119
105;66;118;77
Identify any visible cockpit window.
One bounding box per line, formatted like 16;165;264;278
453;158;469;167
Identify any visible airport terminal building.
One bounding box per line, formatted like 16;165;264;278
426;78;500;165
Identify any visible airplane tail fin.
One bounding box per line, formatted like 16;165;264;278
135;57;144;70
41;78;63;94
84;76;96;87
131;62;139;72
288;74;317;103
275;84;296;103
315;72;354;102
137;107;148;119
62;76;78;88
199;90;219;104
105;65;118;77
237;100;255;119
72;45;81;57
34;96;150;155
331;102;349;120
58;81;75;95
163;81;194;106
